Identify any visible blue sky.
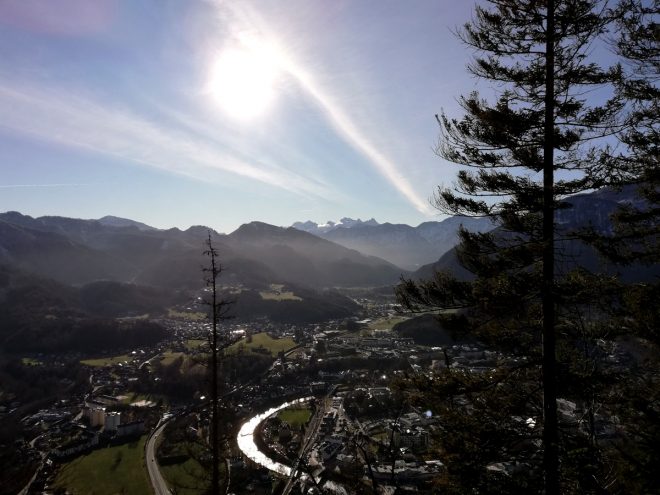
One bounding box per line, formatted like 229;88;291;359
0;0;480;233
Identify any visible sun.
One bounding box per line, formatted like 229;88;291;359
208;43;279;121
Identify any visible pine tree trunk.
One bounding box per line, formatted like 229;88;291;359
542;0;559;492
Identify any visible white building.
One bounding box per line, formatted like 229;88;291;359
88;407;106;427
105;411;121;431
391;426;429;449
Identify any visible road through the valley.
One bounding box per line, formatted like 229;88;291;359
145;418;171;495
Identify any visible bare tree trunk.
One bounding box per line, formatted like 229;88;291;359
204;232;221;495
355;434;378;494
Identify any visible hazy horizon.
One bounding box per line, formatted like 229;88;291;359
0;0;482;233
1;208;463;235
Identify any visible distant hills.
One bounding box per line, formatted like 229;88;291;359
292;217;380;234
225;221;403;287
1;184;652;294
0;265;171;353
0;214;385;350
0;184;656;351
292;216;494;270
0;188;644;290
0;212;405;290
0;262;358;353
1;185;653;306
97;215;158;231
412;186;659;283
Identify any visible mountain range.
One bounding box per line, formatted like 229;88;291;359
0;185;653;295
0;213;404;290
0;184;656;347
292;216;494;270
0;216;401;343
413;186;658;283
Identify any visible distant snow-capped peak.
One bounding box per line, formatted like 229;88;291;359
292;217;380;234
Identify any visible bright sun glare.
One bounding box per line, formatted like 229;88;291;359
209;42;280;121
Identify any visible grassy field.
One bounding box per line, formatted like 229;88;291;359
367;316;410;332
118;392;158;405
185;339;207;351
278;407;312;428
372;431;391;443
80;354;135;367
161;456;209;495
286;348;307;359
225;332;296;356
117;313;150;321
159;440;226;495
258;283;302;301
21;357;43;366
53;436;150;495
160;351;187;366
259;290;302;301
168;308;207;321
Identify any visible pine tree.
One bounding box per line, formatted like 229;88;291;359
396;1;622;492
576;3;660;490
585;0;659;266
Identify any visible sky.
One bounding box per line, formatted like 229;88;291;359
0;0;481;233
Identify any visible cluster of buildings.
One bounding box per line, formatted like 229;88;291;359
14;301;505;494
8;287;644;495
370;459;445;484
252;383;446;493
25;394;149;462
84;399;145;438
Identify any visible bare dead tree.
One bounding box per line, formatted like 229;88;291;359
354;432;378;494
202;231;233;495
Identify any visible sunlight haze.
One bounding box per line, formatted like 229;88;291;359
0;0;476;232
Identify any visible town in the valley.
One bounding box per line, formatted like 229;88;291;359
5;282;633;495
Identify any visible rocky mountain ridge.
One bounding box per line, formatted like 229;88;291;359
292;216;494;269
0;213;404;289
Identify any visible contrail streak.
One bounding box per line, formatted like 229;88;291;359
219;1;434;215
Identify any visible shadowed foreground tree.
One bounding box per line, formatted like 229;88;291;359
202;231;233;495
397;0;624;492
576;2;660;490
583;0;659;266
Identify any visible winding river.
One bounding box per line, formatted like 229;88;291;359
236;396;312;476
237;397;349;495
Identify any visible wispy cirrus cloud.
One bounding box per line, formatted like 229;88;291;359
214;1;435;216
0;0;116;37
0;183;94;188
0;82;333;200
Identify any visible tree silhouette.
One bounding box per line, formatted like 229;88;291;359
202;231;233;495
396;1;623;492
575;3;659;490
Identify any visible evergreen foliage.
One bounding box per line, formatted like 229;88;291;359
395;0;658;492
574;3;660;490
582;0;659;265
